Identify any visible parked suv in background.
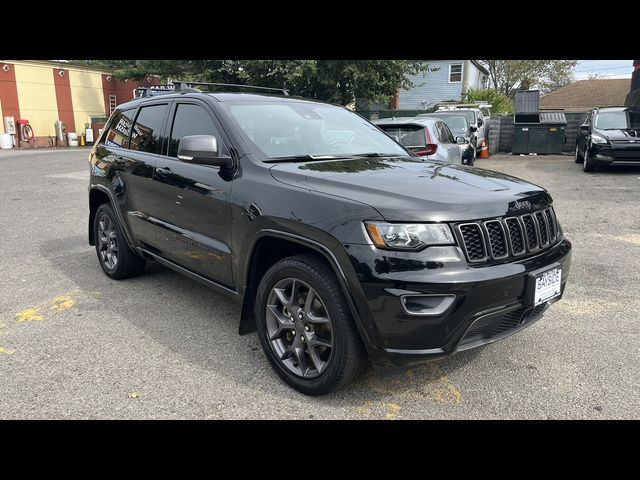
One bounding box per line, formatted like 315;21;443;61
88;83;571;395
425;105;489;150
575;106;640;172
372;117;463;164
419;112;476;164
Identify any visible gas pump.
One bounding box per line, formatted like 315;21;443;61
17;119;34;143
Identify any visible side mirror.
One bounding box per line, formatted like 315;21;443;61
177;135;232;168
455;136;468;145
469;125;478;132
579;124;590;131
477;118;483;126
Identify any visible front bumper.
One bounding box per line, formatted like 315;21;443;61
589;143;640;165
344;238;571;371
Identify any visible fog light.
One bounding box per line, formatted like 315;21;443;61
400;294;455;316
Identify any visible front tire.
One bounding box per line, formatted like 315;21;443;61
575;144;583;163
93;203;146;279
583;147;595;172
255;254;367;395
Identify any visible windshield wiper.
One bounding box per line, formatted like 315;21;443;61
348;152;404;158
264;154;349;163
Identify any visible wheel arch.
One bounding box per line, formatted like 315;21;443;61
88;185;136;250
238;230;371;350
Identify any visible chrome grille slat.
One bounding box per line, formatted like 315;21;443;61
456;207;559;264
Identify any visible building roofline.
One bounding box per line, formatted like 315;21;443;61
470;60;489;75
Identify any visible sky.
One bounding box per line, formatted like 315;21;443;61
572;60;634;80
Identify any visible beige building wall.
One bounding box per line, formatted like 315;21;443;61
68;69;106;133
13;63;59;137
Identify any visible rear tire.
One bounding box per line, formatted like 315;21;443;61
93;203;146;279
255;254;367;395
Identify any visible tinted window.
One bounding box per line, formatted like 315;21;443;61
379;126;426;148
103;109;135;148
129;104;169;154
168;104;228;158
594;111;640;130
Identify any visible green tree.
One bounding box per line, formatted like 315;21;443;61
76;60;429;106
465;88;514;114
481;60;578;96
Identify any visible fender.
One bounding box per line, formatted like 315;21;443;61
238;228;376;353
89;184;137;251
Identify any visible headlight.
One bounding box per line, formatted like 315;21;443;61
365;222;455;250
591;134;608;144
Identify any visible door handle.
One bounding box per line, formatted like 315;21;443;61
155;167;172;175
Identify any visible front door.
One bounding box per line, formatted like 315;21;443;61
149;101;235;288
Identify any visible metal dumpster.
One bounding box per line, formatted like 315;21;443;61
512;112;567;155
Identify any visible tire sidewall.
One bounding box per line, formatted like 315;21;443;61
255;259;354;395
94;204;125;277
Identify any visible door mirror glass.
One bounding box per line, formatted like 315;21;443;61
177;135;232;167
580;124;590;131
455;136;468;145
469;125;478;132
477;118;483;126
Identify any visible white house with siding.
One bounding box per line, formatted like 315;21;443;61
396;60;489;110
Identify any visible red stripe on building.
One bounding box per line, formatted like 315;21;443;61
53;68;75;132
0;62;20;120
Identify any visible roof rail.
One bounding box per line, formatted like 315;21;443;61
173;81;289;96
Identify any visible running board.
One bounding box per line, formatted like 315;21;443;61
138;247;240;299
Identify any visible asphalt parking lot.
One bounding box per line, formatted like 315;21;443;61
1;148;639;419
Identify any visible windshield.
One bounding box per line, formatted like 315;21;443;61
377;125;426;148
429;115;469;135
594;111;640;130
221;101;408;159
461;111;476;125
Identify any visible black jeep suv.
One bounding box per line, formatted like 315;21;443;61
575;106;640;172
88;83;571;395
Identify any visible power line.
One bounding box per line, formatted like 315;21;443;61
573;65;633;73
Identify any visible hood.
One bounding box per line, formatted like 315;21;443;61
269;157;552;222
598;128;640;141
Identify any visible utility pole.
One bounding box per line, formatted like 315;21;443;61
625;60;640;107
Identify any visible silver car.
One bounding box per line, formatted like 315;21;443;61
373;117;464;164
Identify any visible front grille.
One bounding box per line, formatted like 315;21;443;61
521;214;538;250
459;304;547;347
545;209;556;241
485;220;507;258
535;211;549;246
505;217;525;255
455;207;559;265
459;223;486;261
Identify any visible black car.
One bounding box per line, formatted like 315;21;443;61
575;106;640;172
88;82;572;395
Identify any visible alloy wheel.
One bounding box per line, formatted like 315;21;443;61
97;214;119;270
265;278;334;378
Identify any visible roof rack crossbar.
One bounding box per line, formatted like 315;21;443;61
173;81;289;96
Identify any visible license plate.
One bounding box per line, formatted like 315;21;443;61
533;267;562;305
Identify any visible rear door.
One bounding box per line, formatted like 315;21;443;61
148;100;235;288
94;103;169;248
119;101;172;248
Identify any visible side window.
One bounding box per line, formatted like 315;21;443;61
103;109;136;148
436;122;452;143
168;103;229;158
129;104;169;154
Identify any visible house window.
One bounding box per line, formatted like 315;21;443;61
449;63;462;83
